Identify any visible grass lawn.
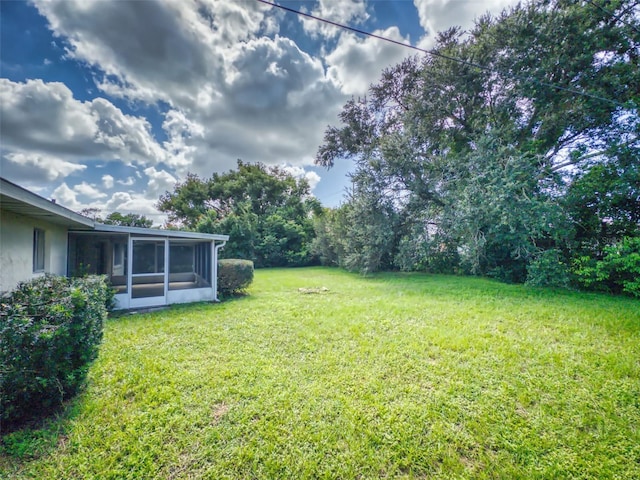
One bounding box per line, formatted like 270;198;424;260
2;267;639;479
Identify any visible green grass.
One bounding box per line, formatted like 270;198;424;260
2;268;639;479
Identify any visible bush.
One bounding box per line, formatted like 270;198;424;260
572;237;640;297
525;249;571;288
0;275;110;429
218;259;254;296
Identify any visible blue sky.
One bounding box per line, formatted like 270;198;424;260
1;0;517;223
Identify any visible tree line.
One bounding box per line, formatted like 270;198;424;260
157;0;638;296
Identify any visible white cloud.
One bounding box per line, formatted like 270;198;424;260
104;191;136;211
28;1;348;181
413;0;516;47
325;27;411;95
104;191;162;218
183;34;346;175
305;171;322;191
282;165;321;191
0;79;167;166
0;79;96;151
300;0;369;39
144;166;177;198
73;181;107;199
89;98;167;163
49;181;166;223
117;176;136;186
162;109;204;173
51;183;82;211
260;7;284;36
33;0;271;108
1;152;86;182
102;174;114;189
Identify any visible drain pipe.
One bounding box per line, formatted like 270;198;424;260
213;240;226;302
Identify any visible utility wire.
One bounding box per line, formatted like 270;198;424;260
256;0;625;107
583;0;640;35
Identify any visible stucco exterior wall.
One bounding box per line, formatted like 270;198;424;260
0;209;69;293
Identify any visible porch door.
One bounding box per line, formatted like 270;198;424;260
129;238;168;308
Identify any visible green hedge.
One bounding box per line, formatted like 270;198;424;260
573;237;640;297
0;275;110;428
218;259;254;296
525;249;571;288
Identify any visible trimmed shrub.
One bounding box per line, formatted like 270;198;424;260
0;275;110;428
218;259;254;296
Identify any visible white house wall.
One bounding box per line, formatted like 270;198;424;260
167;287;215;305
0;209;68;293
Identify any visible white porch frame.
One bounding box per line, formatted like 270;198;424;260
83;224;227;310
128;236;169;309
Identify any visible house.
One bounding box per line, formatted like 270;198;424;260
0;177;228;309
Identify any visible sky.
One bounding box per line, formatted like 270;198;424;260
1;0;519;224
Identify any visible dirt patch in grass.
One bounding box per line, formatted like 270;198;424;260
211;403;230;424
298;287;330;294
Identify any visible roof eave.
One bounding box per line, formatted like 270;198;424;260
0;178;95;228
92;223;229;241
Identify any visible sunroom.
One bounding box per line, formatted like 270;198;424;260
68;224;228;310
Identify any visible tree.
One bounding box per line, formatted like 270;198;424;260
565;151;640;257
77;209;154;228
78;208;102;221
158;161;321;267
103;212;153;228
315;0;639;282
156;173;212;230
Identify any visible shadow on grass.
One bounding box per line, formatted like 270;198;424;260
374;270;640;303
364;271;640;334
1;394;84;465
217;291;253;303
106;294;256;324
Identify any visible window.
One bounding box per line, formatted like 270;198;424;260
169;244;194;274
195;242;211;285
33;228;45;272
132;241;165;274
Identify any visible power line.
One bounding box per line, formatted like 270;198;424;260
583;0;640;35
256;0;625;107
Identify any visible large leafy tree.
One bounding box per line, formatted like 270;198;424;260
157;161;321;267
315;0;639;282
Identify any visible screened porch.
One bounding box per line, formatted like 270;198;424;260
68;227;227;309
